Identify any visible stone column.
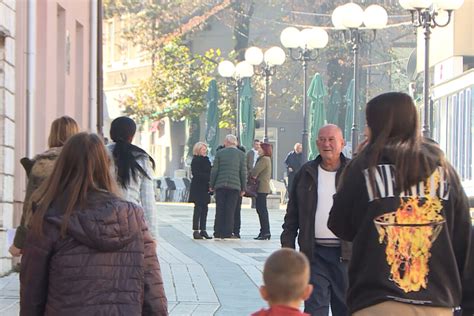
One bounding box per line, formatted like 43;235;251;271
0;0;16;275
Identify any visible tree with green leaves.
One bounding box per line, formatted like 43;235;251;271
104;0;222;67
120;41;220;122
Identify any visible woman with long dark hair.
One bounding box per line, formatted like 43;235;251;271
252;142;273;240
328;92;472;315
10;116;79;257
188;142;212;239
108;117;158;235
20;133;168;315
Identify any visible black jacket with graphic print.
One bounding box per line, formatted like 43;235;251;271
328;149;473;315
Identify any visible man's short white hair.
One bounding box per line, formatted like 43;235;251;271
224;134;238;146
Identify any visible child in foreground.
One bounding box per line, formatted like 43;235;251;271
252;248;313;316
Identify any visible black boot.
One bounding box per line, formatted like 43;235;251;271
200;230;213;239
193;230;203;239
254;234;271;240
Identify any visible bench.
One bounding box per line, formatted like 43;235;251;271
267;194;281;210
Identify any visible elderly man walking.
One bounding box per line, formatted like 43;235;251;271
210;134;247;239
281;124;350;316
284;142;303;192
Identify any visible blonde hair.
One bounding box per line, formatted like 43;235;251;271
48;116;80;148
193;142;208;156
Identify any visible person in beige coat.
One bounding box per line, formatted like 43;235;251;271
251;142;272;240
9;116;79;257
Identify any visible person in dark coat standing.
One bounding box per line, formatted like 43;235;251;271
281;125;350;316
216;142;246;239
284;143;303;193
189;142;212;239
20;133;168;316
247;139;261;172
210;134;247;239
246;139;261;210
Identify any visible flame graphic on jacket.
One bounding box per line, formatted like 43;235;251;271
375;170;444;293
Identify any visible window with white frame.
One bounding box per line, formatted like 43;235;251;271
467;88;472;180
459;91;465;178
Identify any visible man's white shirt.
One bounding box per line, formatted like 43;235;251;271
315;165;339;244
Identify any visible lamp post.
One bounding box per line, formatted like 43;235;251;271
217;60;254;138
399;0;464;139
245;46;286;142
280;27;329;162
332;3;388;156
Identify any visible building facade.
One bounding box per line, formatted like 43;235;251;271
425;0;474;207
0;0;95;275
0;0;16;274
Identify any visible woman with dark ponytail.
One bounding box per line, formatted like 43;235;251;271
108;117;158;236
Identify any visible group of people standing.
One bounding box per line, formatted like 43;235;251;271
281;92;473;316
6;91;473;316
188;135;274;240
11;116;168;315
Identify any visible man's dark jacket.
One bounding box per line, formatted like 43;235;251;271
281;154;351;261
284;150;303;173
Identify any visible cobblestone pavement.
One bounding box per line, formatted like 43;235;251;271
0;201;286;316
0;273;19;316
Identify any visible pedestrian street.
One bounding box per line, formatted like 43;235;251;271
0;201;287;316
156;202;285;315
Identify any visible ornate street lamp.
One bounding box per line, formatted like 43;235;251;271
332;3;387;156
280;27;329;162
399;0;464;138
245;46;286;142
218;60;254;138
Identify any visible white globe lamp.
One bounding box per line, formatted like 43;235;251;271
235;61;254;78
280;27;301;49
264;46;286;66
217;60;235;78
363;5;388;29
410;0;433;9
299;27;329;50
341;3;364;28
433;0;464;10
331;5;347;29
245;47;264;66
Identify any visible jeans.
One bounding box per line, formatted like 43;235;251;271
214;188;240;238
255;193;270;235
192;203;209;231
305;244;349;316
